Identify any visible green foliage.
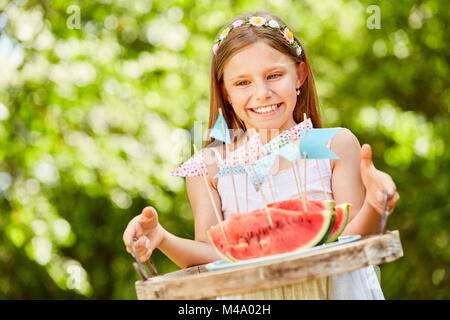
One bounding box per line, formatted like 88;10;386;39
0;0;448;299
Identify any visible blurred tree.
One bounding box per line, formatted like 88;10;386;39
0;0;448;299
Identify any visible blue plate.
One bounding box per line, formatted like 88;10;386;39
205;235;362;271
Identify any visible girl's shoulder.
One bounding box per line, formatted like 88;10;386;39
330;128;361;168
331;128;360;148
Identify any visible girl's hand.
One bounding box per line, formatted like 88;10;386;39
123;206;165;262
360;144;400;216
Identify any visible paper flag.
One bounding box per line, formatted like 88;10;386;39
217;118;311;169
244;152;277;191
220;133;262;167
261;118;313;156
263;136;290;155
214;165;247;179
170;150;207;177
299;128;341;159
279;118;313;140
209;113;231;144
278;143;299;163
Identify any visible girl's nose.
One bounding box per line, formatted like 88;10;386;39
254;80;272;101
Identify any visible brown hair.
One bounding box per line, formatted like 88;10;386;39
207;11;322;146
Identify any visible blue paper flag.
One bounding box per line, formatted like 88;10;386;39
299;128;341;159
244;153;276;191
209;114;231;144
278;143;299;163
214;165;247;179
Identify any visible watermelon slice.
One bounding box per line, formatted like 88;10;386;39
326;203;350;243
207;200;335;262
268;198;337;245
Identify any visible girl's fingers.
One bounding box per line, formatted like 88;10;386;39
131;236;155;261
139;207;158;231
360;144;374;170
130;237;146;258
378;191;399;215
387;192;400;213
386;179;397;197
141;249;153;262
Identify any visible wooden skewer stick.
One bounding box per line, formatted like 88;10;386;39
291;162;302;199
247;128;273;225
302;113;309;205
249;165;273;227
262;157;276;203
244;135;249;213
193;144;228;242
315;159;328;200
219;108;240;214
302;113;328;200
289;133;302;199
297;138;307;211
303;151;308;201
245;172;249;213
253;128;276;203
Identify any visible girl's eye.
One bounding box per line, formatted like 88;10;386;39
268;73;282;80
236;80;249;86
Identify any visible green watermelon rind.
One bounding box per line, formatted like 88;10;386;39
316;199;336;245
320;199;336;212
317;212;336;245
326;203;351;243
287;208;334;253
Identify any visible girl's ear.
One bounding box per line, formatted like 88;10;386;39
296;61;308;88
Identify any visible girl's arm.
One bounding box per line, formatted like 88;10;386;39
123;150;224;269
157;173;224;268
330;129;399;236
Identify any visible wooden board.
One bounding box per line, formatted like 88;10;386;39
135;230;403;300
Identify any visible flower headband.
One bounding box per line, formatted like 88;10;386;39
212;16;303;56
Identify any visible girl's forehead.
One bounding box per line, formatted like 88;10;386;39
223;41;295;79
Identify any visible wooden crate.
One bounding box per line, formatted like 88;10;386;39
135;230;403;300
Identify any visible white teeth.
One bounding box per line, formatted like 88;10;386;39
253;104;280;114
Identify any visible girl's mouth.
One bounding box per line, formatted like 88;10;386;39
249;103;282;117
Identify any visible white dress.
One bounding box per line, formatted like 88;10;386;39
213;148;385;300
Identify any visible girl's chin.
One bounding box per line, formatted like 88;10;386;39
248;120;294;134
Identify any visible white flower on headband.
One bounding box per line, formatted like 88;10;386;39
296;45;302;56
268;19;279;29
220;26;231;41
249;16;266;26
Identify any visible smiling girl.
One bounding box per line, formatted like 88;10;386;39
123;11;400;299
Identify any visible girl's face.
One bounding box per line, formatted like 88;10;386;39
222;41;306;133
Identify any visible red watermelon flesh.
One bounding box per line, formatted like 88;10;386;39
326;203;350;243
267;198;329;212
207;203;334;262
